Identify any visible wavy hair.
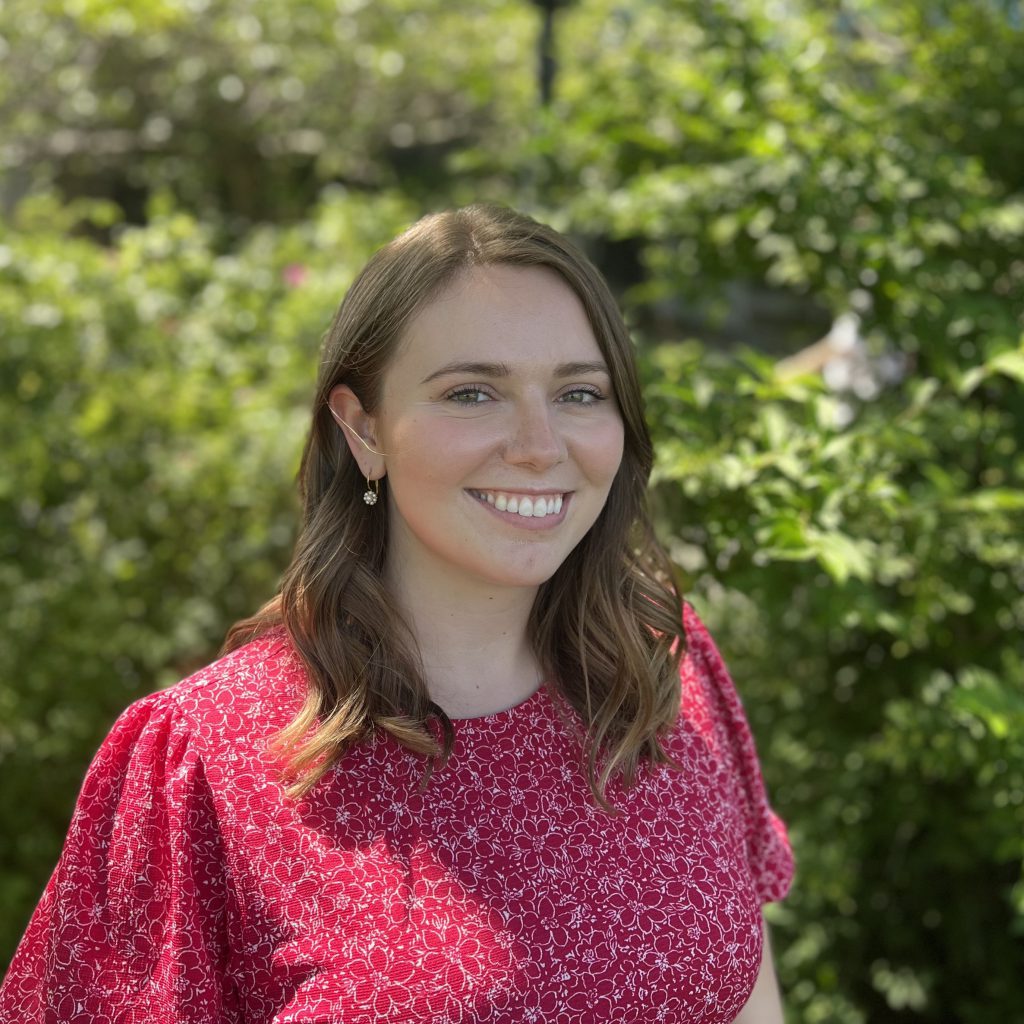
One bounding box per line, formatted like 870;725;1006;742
222;204;685;811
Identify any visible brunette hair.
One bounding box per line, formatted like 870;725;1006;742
222;204;685;811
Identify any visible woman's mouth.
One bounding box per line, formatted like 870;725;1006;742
466;489;571;526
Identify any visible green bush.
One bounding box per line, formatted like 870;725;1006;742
0;189;416;954
644;340;1024;1021
0;0;535;223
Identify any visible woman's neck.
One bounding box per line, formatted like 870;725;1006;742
383;562;544;719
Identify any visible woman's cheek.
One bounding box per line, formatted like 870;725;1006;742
575;417;625;480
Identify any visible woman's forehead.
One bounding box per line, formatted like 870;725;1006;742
390;264;602;376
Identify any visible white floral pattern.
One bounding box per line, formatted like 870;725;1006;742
1;602;793;1022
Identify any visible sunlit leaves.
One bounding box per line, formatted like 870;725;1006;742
958;338;1024;395
647;328;1023;1020
0;189;416;958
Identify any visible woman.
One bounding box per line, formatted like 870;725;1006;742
1;205;793;1023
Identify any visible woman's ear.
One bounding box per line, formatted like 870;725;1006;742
328;384;386;479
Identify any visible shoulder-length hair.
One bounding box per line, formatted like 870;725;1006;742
222;204;685;812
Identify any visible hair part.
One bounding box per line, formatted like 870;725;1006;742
222;203;686;812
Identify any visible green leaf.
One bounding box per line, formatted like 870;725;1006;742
805;527;874;584
758;403;790;450
958;346;1024;396
944;489;1024;513
951;668;1024;741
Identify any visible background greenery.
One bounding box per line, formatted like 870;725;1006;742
2;1;1022;1020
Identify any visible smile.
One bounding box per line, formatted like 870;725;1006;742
467;489;568;519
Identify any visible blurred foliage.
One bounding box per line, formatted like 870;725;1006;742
0;187;415;948
543;0;1024;381
644;342;1024;1022
2;1;1023;1022
0;0;535;225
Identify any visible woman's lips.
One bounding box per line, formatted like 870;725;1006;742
466;489;571;528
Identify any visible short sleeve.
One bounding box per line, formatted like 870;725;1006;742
0;691;238;1023
681;601;795;905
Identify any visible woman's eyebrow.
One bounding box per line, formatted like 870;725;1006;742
420;360;609;385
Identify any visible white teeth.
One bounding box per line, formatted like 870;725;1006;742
473;490;565;517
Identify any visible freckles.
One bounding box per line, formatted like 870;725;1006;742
395;413;490;450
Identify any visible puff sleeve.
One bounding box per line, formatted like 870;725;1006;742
681;600;795;905
0;690;238;1023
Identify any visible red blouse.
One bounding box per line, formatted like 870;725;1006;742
1;602;793;1023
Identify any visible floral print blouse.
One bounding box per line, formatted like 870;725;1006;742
1;601;793;1023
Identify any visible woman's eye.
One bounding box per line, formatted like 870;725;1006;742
559;386;606;404
446;387;492;405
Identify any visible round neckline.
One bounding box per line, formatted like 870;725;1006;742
448;681;548;726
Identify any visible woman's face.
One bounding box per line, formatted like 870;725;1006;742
358;264;625;594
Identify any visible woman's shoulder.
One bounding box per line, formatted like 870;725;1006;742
680;598;719;660
121;626;307;754
673;598;758;763
678;599;741;698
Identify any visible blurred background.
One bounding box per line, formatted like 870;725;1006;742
1;1;1022;1019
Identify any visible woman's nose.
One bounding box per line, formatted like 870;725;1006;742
504;399;567;470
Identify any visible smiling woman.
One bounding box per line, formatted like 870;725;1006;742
0;206;793;1024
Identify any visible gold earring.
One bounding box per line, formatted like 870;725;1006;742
363;476;379;506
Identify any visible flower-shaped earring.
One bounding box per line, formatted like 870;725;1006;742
363;476;379;506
